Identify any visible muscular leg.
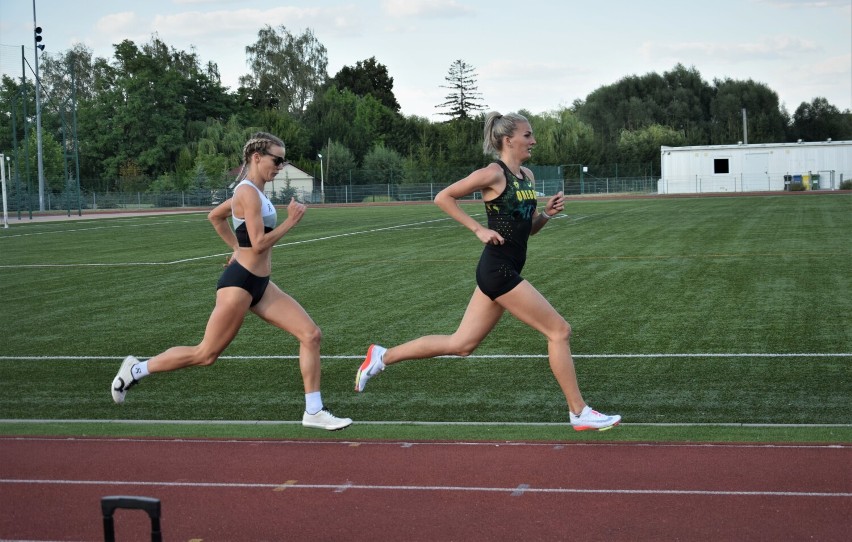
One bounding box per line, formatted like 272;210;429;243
496;280;586;415
146;287;251;373
251;282;323;393
383;288;504;365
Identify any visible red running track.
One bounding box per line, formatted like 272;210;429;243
1;436;850;541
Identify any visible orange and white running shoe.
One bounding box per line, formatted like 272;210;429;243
569;406;621;431
355;344;386;392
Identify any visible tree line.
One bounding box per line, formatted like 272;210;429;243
1;25;849;197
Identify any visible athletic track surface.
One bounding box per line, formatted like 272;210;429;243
1;436;849;541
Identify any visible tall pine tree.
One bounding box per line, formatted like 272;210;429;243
436;59;487;120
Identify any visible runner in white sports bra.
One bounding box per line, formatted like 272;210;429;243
111;132;352;431
231;179;277;247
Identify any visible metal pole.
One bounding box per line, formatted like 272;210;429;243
21;50;33;220
10;90;22;219
1;153;9;228
70;55;82;216
317;153;324;203
33;0;46;211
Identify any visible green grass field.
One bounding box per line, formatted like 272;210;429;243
1;194;850;442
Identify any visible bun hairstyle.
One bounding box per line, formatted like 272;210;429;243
483;111;529;157
234;132;285;183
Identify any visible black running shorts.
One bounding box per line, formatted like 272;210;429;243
216;260;270;307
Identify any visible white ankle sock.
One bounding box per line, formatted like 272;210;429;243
305;391;323;415
132;361;150;380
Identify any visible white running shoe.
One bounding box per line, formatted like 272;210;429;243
355;344;386;392
569;405;621;431
111;355;140;404
302;409;353;431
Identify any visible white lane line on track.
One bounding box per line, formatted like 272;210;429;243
2;436;850;447
1;479;849;498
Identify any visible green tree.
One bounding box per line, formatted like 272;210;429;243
19;128;64;193
790;97;852;142
241;26;328;115
330;56;400;112
0;76;32;164
79;38;188;186
436;60;487;120
39;44;97;107
617;124;687;174
363;143;405;184
710;78;787;144
325;140;357;186
527;108;599;166
303;87;396;163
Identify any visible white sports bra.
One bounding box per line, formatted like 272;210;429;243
232;180;277;247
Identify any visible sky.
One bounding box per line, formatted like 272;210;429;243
1;0;850;121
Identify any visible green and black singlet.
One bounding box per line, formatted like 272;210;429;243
475;160;539;300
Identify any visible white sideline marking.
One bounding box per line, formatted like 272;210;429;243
2;420;851;429
1;478;849;498
0;215;455;268
0;352;850;361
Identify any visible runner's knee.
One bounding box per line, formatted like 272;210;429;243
450;337;480;357
299;325;322;349
549;319;572;343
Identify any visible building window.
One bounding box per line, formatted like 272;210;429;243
714;158;730;174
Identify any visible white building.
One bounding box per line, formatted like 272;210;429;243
226;163;317;202
658;140;852;194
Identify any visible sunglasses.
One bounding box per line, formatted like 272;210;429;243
262;152;287;167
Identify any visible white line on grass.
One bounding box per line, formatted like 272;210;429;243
0;218;199;240
2;478;849;498
1;352;849;361
2;420;850;429
0;215;456;268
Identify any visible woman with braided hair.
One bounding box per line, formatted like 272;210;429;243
110;132;352;430
355;112;619;431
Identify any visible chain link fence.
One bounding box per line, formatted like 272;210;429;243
1;164;660;218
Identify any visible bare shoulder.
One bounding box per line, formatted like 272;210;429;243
457;162;504;193
472;162;506;186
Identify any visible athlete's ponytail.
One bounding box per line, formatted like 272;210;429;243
483;112;529;157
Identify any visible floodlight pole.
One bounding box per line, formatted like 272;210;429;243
33;0;46;211
317;153;325;203
1;153;9;228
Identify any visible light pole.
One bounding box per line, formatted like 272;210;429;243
1;153;9;228
33;0;46;211
317;153;325;203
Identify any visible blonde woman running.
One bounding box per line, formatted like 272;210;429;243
356;112;620;431
111;132;351;430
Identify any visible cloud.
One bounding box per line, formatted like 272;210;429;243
152;7;360;39
480;59;583;82
94;12;151;46
641;36;820;64
753;0;850;8
382;0;475;18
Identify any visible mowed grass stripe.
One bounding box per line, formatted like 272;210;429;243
0;195;849;437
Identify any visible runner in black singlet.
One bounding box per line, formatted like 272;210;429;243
476;160;538;300
356;112;621;432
